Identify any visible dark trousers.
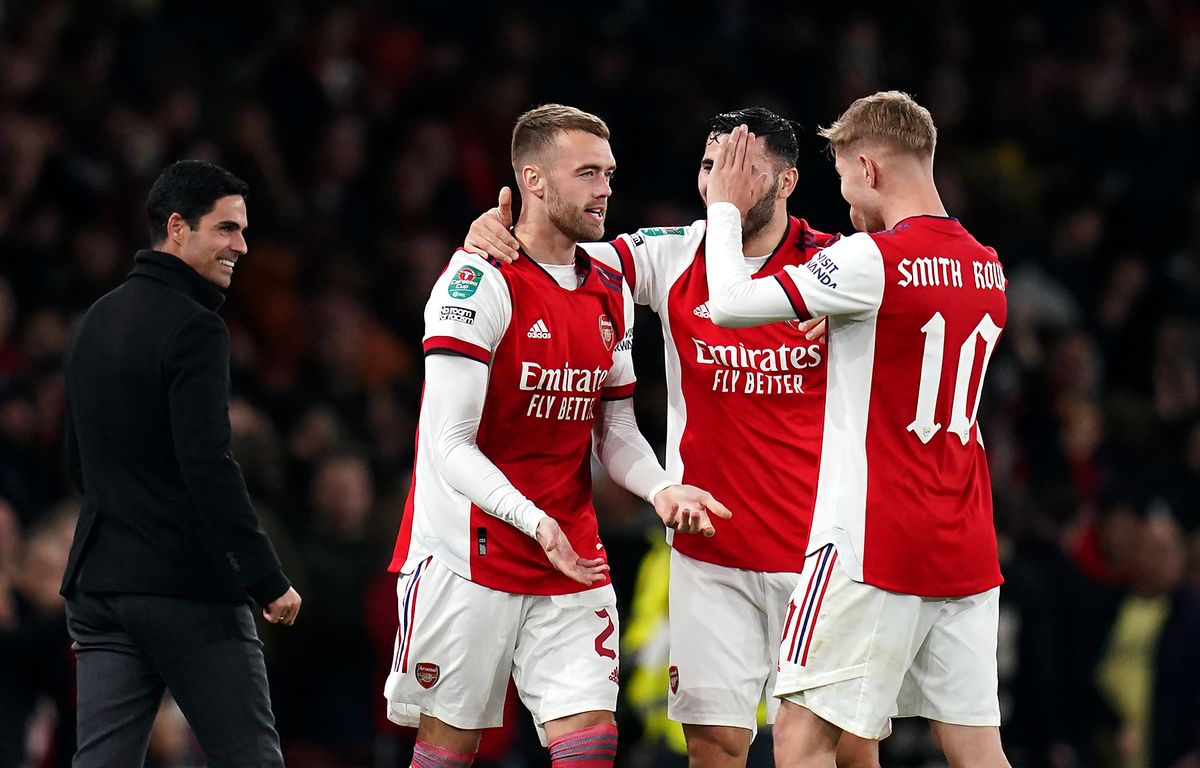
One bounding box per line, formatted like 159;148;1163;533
65;591;284;768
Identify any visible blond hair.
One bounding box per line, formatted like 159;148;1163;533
817;91;936;157
511;104;610;173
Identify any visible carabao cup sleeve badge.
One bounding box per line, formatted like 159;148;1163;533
448;267;483;299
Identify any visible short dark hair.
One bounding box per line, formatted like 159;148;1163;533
146;160;249;246
708;107;799;169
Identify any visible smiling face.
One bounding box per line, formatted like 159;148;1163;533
175;195;248;288
542;130;615;242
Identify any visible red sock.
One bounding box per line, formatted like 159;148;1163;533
411;739;474;768
547;722;618;767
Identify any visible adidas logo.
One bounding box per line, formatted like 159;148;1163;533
527;319;552;339
694;303;711;318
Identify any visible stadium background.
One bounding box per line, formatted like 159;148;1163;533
2;1;1199;766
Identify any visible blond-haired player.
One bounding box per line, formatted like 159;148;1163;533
704;92;1012;768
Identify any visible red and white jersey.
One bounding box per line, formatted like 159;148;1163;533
774;216;1007;597
582;217;838;572
390;249;636;595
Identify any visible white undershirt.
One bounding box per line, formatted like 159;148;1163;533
743;254;771;272
539;261;579;289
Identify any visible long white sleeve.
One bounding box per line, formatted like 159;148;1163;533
705;201;803;327
592;397;677;503
424;353;549;538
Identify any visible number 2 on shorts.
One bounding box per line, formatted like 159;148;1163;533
593;609;616;659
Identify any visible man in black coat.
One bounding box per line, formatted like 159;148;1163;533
61;160;302;768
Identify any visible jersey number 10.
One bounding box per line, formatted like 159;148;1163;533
907;313;1002;445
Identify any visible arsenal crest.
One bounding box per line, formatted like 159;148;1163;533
668;665;679;694
415;662;440;689
599;314;615;350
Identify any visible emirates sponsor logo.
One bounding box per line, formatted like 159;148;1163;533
692;338;823;372
527;319;552;339
518;362;609;394
694;338;822;395
669;665;679;694
415;662;440;689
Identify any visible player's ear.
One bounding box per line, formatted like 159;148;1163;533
778;167;799;199
521;164;546;200
859;154;878;189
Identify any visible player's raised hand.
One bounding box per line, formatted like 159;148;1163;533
706;125;770;214
653;484;733;538
535;516;610;585
464;186;522;263
799;315;828;342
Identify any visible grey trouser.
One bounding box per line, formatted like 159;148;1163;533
66;592;284;768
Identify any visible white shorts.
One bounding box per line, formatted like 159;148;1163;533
383;557;620;734
774;544;1001;740
667;548;801;732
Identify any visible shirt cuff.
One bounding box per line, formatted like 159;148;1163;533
646;480;678;504
245;570;291;607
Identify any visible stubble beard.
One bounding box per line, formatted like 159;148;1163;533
547;185;604;243
741;179;778;243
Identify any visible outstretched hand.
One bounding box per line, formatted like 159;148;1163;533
706;125;771;214
464;186;522;263
653;484;733;538
535;516;610;585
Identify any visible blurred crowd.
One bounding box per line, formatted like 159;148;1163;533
1;1;1199;766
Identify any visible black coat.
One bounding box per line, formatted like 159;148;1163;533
61;250;289;606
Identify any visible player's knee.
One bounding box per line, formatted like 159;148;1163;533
683;724;749;767
835;744;883;768
773;703;839;768
834;739;880;768
932;724;1010;768
775;735;837;768
415;715;481;757
774;725;837;768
